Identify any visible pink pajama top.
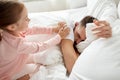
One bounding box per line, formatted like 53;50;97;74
0;27;61;80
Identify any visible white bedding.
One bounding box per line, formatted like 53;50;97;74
87;0;117;23
26;0;119;79
27;7;87;80
28;7;87;26
68;0;120;79
69;20;120;80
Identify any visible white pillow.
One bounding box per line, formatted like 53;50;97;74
87;0;117;24
27;12;74;42
66;0;87;9
87;0;99;11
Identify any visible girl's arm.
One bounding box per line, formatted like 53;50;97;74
25;22;66;35
18;34;61;54
25;27;53;35
18;26;70;54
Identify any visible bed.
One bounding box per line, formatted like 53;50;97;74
26;5;88;80
25;0;120;80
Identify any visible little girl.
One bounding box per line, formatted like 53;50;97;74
0;1;70;80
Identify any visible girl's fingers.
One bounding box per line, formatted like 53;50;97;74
58;22;66;27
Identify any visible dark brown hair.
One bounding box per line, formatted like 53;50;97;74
0;0;24;41
80;15;97;28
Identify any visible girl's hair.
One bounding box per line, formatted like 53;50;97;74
80;16;97;28
0;0;24;41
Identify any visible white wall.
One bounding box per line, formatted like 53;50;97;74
24;0;67;13
24;0;120;13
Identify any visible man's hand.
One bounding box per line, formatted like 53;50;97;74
93;20;112;38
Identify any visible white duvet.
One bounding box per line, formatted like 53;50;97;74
27;13;70;80
26;0;118;79
29;46;67;80
26;8;87;80
69;19;120;80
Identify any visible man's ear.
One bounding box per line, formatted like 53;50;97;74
75;22;80;27
6;24;17;31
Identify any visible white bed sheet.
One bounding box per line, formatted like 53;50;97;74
26;0;120;79
27;7;87;80
27;0;119;79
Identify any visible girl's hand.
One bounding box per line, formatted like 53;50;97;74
58;27;70;39
92;20;112;38
53;22;67;33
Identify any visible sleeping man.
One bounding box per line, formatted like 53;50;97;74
61;0;117;74
73;16;98;53
29;16;112;80
60;0;120;80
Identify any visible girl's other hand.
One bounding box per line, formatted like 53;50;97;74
58;27;70;39
53;22;67;33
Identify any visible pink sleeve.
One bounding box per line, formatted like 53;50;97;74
17;34;61;54
25;27;53;35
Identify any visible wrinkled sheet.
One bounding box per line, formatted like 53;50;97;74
27;7;87;80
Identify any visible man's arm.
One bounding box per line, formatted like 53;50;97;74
60;39;79;74
16;74;30;80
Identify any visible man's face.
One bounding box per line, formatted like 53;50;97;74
73;23;86;44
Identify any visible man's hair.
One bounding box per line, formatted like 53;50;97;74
80;16;97;28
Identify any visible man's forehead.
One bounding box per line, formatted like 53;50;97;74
76;24;83;31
